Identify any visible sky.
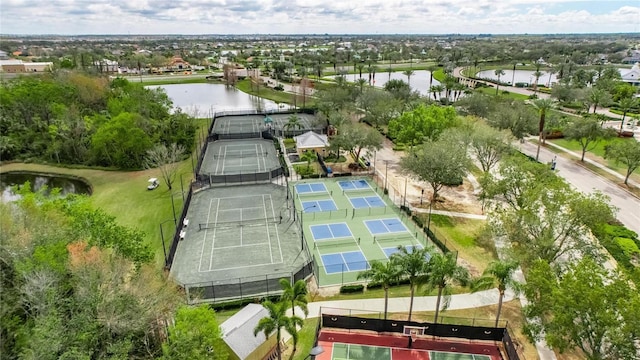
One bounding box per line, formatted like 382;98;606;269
0;0;638;35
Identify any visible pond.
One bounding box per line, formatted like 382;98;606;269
476;68;629;86
148;83;279;116
326;70;442;96
1;172;91;201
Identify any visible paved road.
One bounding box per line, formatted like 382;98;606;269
519;140;640;235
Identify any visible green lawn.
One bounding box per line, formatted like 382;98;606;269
549;137;640;182
432;69;446;82
235;78;317;107
416;214;496;275
1;119;210;266
474;86;530;100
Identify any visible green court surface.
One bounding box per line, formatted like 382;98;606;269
211;113;321;136
330;343;492;360
292;177;435;287
170;183;309;292
332;343;390;360
200;138;280;176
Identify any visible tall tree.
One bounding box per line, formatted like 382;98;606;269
279;279;308;318
331;123;383;167
472;260;520;327
563;117;614;161
144;143;185;190
494;69;505;95
469;123;513;173
300;150;316;171
524;258;640;359
388;104;458;148
253;301;303;360
402;69;415;86
163;305;228;360
605;140;640;185
401;138;471;200
532;99;556;160
586;88;610;114
422;252;470;324
617;97;637;132
391;245;433;321
357;260;402;320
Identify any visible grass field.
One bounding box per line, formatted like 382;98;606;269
474;86;530;100
416;214;496;275
1;119;210;266
549;137;640;183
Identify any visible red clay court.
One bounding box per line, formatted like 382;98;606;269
316;329;503;360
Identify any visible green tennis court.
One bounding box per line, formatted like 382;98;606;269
327;343;493;360
200;139;280;175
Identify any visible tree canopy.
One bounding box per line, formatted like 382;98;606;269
388;104;458;147
0;73;196;169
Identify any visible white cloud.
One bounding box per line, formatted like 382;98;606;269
0;0;637;34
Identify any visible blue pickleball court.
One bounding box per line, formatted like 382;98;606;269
321;251;370;274
295;183;327;194
348;195;386;209
364;218;408;235
301;199;338;212
338;179;371;191
310;223;353;241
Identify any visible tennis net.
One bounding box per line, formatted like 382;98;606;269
213;152;268;159
297;191;330;199
199;217;278;230
373;232;416;244
314;238;360;250
343;188;377;197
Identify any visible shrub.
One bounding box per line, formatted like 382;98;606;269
274;84;284;91
340;284;364;293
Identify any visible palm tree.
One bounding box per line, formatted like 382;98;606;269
511;61;518;85
546;67;556;87
472;260;520;327
284;114;302;135
254;301;304;360
532;70;543;94
533;98;556;160
391;245;433;321
422;252;470;324
357;260;402;320
387;66;393;81
588;88;608;114
428;65;439;91
301;150;316;171
494;69;506;95
403;69;415;87
618;97;637;132
357;64;365;79
430;85;444;101
314;63;323;80
279;279;308;318
356;78;367;95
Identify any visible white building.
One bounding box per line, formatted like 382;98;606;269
621;63;640;87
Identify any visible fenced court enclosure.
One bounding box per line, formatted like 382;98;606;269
211;113;322;139
314;310;521;359
292;177;435;287
200;139;280;177
170;183;312;303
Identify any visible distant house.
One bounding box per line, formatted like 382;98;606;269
221;304;277;360
622;51;640;64
93;59;119;73
0;59;52;73
621;63;640;87
0;50;8;59
168;56;191;71
294;131;329;156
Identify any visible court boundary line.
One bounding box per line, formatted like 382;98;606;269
346;194;384;209
197;194;285;273
326;341;493;360
311;222;354;242
338;179;374;192
319;243;370;275
364;218;409;236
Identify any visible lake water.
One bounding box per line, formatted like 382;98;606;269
148;83;279;116
1;172;91;201
476;68;629;86
327;70;441;96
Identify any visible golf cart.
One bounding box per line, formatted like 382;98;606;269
147;178;159;190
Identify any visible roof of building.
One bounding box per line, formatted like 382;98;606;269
621;63;640;82
294;131;329;149
0;59;24;66
220;303;270;360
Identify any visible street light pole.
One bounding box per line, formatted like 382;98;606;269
384;160;390;193
427;198;433;233
403;177;408;208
